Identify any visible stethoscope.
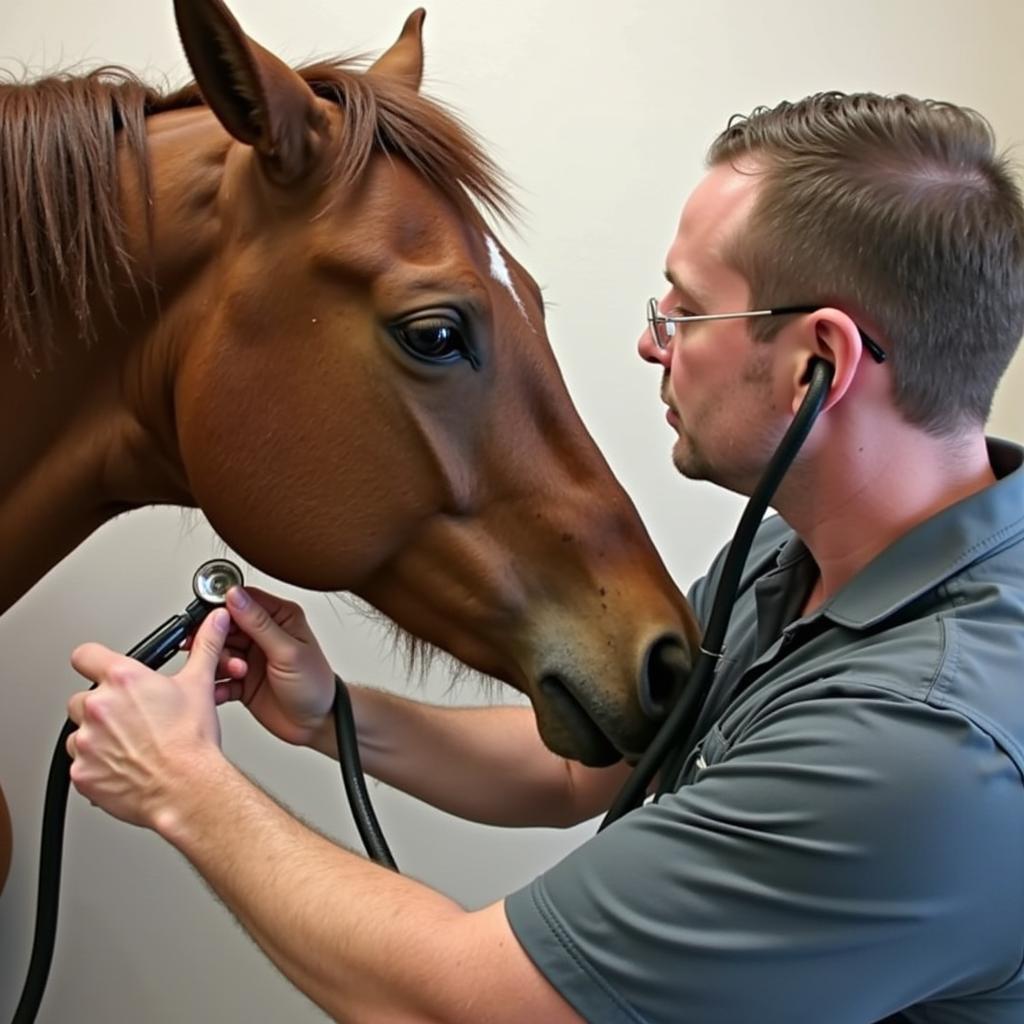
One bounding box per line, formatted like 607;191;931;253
11;358;834;1023
11;556;395;1024
13;557;246;1024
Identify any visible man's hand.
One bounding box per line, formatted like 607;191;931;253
66;609;230;830
215;586;337;747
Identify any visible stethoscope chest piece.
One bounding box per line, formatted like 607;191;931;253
191;559;244;606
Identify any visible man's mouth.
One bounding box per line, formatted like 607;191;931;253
659;385;680;426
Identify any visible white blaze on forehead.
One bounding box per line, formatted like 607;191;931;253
485;233;529;321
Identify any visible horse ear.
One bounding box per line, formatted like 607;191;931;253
367;9;426;91
173;0;329;185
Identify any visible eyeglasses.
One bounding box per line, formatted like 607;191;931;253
646;297;887;363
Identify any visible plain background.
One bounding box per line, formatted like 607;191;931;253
2;1;1024;1020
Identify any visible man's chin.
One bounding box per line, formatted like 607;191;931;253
672;439;712;482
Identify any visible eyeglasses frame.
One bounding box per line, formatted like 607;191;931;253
646;297;887;364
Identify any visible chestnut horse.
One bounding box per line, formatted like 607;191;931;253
0;0;699;895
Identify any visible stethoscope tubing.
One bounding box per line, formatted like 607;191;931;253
600;357;835;826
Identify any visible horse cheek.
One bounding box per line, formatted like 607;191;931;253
172;341;439;591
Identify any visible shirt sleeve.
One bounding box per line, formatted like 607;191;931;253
505;688;1024;1024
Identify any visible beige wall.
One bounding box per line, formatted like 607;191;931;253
993;352;1024;438
2;1;1023;1020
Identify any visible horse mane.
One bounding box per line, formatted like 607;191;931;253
0;59;514;370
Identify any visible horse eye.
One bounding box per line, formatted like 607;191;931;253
389;312;478;369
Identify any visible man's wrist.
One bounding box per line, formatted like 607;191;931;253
150;745;236;847
306;704;340;759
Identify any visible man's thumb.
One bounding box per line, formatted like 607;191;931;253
183;608;230;680
225;586;290;657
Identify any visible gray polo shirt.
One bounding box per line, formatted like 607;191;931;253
506;439;1024;1024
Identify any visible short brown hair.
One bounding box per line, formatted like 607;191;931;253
708;92;1024;434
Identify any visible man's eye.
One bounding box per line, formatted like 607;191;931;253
388;312;479;369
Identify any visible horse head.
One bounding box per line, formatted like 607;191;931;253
1;0;700;778
161;0;699;765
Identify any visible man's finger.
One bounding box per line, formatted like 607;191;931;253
222;654;249;679
179;609;230;683
226;587;295;657
70;642;120;683
214;679;244;706
67;690;88;725
230;585;292;617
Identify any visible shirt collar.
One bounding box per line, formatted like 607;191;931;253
773;438;1024;630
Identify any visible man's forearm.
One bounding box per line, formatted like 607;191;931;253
308;690;630;828
157;748;484;1023
66;611;580;1024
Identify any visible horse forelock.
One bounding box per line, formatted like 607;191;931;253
0;57;516;372
296;60;516;224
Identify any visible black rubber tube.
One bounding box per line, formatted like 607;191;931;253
332;676;397;871
11;718;76;1024
599;358;835;829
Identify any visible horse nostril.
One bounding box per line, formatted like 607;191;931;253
638;635;691;719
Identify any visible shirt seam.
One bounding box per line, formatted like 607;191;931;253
530;881;647;1024
928;621;1024;995
922;613;955;705
827;513;1024;628
928;606;1024;772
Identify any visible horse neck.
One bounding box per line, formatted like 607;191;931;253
0;108;228;614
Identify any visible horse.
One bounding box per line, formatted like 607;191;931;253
0;0;699;897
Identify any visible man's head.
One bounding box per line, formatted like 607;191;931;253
708;92;1024;436
641;91;1024;494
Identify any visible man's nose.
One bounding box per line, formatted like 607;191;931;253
638;326;671;366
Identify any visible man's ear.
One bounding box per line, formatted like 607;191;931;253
789;309;867;416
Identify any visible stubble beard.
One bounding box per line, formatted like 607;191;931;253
666;353;779;492
671;425;716;483
662;381;715;483
670;407;779;495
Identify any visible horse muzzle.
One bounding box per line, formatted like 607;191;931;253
536;633;692;766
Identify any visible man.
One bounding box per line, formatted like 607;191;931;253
67;92;1024;1022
